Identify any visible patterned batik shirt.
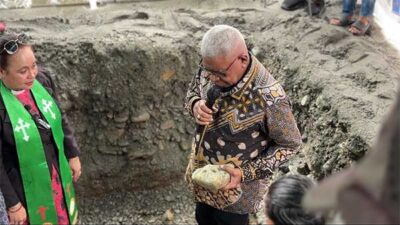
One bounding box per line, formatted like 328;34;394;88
184;54;302;214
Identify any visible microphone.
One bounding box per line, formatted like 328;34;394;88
206;86;222;117
196;86;222;134
24;105;51;130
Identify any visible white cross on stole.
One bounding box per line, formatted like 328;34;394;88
15;118;31;142
42;99;56;119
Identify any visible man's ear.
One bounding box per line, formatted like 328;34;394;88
239;53;249;67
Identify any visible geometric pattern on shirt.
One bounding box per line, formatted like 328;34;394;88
257;81;287;106
241;148;295;181
208;82;286;134
208;110;264;135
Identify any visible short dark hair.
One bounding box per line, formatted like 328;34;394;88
0;33;30;69
265;175;325;225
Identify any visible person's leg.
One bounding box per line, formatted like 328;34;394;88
342;0;357;15
330;0;356;25
214;209;249;225
195;203;218;225
360;0;376;17
349;0;375;34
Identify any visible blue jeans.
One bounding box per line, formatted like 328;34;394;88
343;0;376;16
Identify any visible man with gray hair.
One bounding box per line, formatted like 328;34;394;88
184;24;302;225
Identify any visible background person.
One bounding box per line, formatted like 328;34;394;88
329;0;376;35
265;174;325;225
0;33;81;225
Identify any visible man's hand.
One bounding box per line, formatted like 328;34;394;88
8;202;27;225
220;165;242;190
69;157;81;182
193;100;213;125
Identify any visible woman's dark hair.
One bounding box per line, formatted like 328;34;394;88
0;33;30;69
266;175;325;225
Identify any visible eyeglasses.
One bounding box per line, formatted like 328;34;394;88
0;34;26;55
199;55;240;79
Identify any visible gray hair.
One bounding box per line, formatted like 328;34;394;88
200;25;245;58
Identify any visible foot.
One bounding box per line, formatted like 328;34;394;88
329;15;353;26
349;17;370;35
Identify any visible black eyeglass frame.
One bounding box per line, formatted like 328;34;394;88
198;55;240;79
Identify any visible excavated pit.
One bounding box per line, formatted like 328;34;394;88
1;0;400;223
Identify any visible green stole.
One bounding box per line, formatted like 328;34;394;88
0;80;78;225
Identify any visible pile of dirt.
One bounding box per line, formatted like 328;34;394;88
1;0;399;223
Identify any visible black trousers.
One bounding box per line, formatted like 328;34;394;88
195;202;249;225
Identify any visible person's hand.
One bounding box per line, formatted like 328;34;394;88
193;100;213;125
220;165;242;190
8;202;27;225
69;157;81;182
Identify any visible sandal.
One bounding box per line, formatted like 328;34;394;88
305;0;326;16
349;20;371;35
329;13;355;26
281;0;307;11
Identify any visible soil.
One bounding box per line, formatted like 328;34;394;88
0;0;399;224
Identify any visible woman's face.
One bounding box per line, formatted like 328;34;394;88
0;45;38;90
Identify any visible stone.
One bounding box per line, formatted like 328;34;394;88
316;95;331;111
161;69;175;81
131;112;151;123
127;148;156;160
98;145;119;155
163;208;174;222
114;110;130;123
301;95;310;106
165;195;173;202
178;124;185;134
96;133;104;141
192;164;231;193
117;140;130;147
179;140;190;151
158;141;164;150
106;112;114;119
115;122;126;129
106;128;125;143
160;120;175;130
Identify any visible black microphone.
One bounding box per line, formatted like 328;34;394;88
194;87;222;154
196;86;221;134
206;86;222;116
24;105;50;130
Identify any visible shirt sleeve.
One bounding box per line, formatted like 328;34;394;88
61;114;80;159
240;98;302;182
184;69;203;117
0;129;20;208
